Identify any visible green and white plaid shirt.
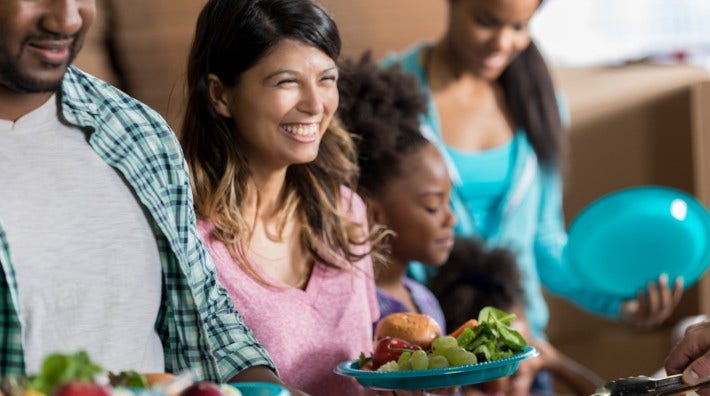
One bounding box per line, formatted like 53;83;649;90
0;66;275;381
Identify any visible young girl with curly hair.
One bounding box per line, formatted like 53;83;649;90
338;54;456;332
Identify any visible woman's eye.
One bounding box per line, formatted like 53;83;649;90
474;16;496;27
277;79;298;86
513;23;528;32
321;75;337;83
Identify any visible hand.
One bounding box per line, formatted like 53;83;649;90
665;320;710;396
529;338;559;369
507;351;543;396
619;273;683;330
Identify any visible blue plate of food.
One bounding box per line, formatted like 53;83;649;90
566;186;710;298
334;346;538;391
227;382;290;396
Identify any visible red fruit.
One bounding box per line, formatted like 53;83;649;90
179;381;223;396
372;336;422;369
53;382;111;396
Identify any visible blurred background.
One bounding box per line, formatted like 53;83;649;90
533;0;710;68
74;0;710;390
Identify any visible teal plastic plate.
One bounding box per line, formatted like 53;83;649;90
567;186;710;298
227;382;290;396
334;346;538;391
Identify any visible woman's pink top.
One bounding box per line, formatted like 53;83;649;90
197;188;379;395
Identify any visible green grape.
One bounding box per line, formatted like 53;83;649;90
377;360;400;372
427;354;449;369
399;358;412;371
444;347;478;366
410;349;429;370
431;336;458;355
397;351;412;367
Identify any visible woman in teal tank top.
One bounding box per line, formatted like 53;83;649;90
383;0;684;394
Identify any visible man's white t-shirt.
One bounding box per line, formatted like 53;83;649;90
0;95;165;374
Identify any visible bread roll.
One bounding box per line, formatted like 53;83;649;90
374;312;441;349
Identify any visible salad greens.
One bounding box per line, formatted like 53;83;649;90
28;351;105;394
108;370;148;389
26;351;150;394
455;306;527;362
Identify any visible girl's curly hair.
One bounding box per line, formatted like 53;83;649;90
337;52;430;199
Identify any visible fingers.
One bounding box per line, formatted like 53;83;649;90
665;321;710;376
646;276;662;316
622;274;684;329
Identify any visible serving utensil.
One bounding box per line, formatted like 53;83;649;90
592;373;710;395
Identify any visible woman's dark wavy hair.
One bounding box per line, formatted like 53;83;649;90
180;0;380;285
337;53;430;199
429;237;524;334
499;0;564;167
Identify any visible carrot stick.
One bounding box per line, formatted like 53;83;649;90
449;319;478;338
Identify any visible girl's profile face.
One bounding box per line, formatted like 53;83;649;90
211;38;339;172
446;0;538;81
373;143;456;266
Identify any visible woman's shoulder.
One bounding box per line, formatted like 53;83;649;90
195;218;215;239
339;185;366;217
380;42;429;71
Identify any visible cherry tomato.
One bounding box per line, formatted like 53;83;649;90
372;337;422;369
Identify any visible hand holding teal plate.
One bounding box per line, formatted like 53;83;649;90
334;346;538;390
566;186;710;299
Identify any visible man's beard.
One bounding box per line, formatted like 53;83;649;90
0;38;77;93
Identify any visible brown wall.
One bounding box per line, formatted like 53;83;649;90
75;0;446;130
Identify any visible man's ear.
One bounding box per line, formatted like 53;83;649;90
207;73;232;118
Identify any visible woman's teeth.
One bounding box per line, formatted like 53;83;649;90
282;124;318;136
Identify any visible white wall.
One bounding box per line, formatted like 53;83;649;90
531;0;710;68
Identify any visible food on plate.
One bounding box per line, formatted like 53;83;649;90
179;382;222;396
0;351;246;396
143;373;176;387
374;312;442;350
456;306;527;362
448;318;478;338
359;306;528;372
109;371;149;389
371;337;422;369
27;351;106;395
54;381;111;396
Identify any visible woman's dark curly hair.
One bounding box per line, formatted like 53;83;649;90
337;52;430;199
429;237;525;334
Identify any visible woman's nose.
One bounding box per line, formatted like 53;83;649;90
297;83;324;115
444;206;457;228
490;26;516;52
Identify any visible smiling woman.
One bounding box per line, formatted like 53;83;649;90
206;38;339;171
178;1;386;395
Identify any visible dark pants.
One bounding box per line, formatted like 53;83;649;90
530;369;555;396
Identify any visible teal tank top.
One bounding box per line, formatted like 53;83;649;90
444;138;515;238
